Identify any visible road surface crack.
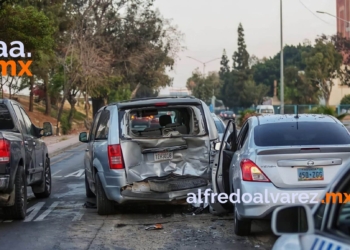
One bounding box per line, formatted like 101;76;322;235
86;220;105;250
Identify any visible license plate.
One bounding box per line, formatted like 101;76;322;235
298;168;324;181
154;152;173;161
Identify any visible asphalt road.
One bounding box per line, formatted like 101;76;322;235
0;144;277;250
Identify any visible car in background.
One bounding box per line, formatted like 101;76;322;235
220;111;236;121
130;114;152;131
271;163;350;250
79;96;220;215
211;113;226;141
256;105;274;114
210;114;350;236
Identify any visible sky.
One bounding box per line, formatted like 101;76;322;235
5;0;337;96
154;0;337;95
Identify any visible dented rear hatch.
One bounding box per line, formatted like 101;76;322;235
117;98;215;186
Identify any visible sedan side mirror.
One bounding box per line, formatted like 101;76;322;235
271;205;314;236
43;122;53;136
79;132;89;143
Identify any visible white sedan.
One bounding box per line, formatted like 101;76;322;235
271;164;350;250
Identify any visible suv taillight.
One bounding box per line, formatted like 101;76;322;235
240;159;270;182
108;144;124;169
0;139;10;163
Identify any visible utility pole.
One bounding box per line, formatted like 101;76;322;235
280;0;284;114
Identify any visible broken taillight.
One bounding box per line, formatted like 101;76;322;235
240;159;270;182
108;144;124;169
0;139;10;163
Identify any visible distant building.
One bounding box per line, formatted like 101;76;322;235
337;0;350;38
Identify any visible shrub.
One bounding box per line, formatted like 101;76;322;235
308;105;346;121
60;115;71;135
238;109;260;127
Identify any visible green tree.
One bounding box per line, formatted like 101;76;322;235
232;23;250;71
241;79;270;107
341;94;350;105
220;23;251;109
0;4;55;112
219;49;230;79
303;39;343;106
134;85;159;99
186;69;221;104
252;44;313;97
284;66;319;104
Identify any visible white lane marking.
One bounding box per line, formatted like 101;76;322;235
24;202;45;222
80;173;85;179
64;169;84;178
51;153;74;165
34;201;59;221
72;203;85;221
3;220;12;222
52;170;62;176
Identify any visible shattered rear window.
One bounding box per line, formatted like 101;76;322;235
121;105;207;138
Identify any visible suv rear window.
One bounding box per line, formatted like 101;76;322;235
123;105;206;138
254;122;350;146
0;104;14;130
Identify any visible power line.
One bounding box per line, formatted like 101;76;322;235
299;0;334;26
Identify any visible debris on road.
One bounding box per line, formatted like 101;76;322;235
83;201;97;209
145;224;163;230
115;224;127;228
183;201;209;215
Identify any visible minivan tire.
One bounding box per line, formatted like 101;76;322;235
234;207;251;236
95;173;115;215
3;166;27;220
85;171;95;198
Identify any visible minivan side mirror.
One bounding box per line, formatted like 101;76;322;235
271;205;314;236
79;132;89;143
43;122;53;136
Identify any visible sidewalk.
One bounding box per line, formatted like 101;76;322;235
42;133;82;156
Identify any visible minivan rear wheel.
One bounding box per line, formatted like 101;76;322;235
95;173;115;215
234;207;251;236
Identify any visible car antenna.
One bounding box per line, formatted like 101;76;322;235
294;105;299;119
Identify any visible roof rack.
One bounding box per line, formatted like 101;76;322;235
108;95;196;106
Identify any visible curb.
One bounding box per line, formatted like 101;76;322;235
48;142;84;158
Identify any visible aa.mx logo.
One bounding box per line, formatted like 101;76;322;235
0;41;32;76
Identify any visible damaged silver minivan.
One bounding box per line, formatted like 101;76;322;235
78;96;219;215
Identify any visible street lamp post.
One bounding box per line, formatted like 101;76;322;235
186;56;221;77
280;0;284;114
316;11;350;25
187;56;221;111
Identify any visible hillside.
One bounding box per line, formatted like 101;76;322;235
3;94;90;135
